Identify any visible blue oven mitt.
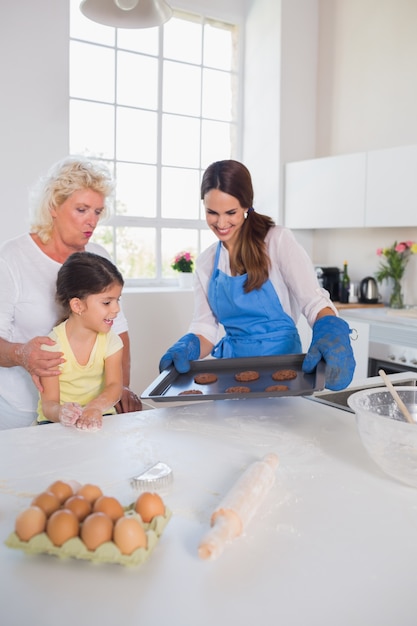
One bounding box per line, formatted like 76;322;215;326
302;316;356;391
159;333;200;373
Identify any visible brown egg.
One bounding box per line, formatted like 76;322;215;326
15;506;47;541
81;512;113;551
93;495;124;522
47;480;74;504
76;483;103;504
31;491;61;517
113;516;147;555
46;509;79;547
63;495;92;521
134;492;165;523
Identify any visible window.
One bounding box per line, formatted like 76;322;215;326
69;0;240;286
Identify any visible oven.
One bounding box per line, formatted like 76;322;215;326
342;307;417;379
368;341;417;376
366;312;417;376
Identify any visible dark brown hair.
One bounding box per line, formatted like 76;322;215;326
201;160;275;291
56;252;124;320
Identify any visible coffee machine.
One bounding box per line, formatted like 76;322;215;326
315;266;340;301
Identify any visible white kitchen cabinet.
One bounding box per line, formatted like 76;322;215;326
339;315;370;380
365;144;417;226
284;152;366;229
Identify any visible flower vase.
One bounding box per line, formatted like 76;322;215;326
389;278;404;309
178;272;194;289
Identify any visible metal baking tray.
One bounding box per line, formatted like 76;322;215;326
141;354;326;402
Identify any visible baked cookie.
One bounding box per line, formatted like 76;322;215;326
265;384;289;392
225;386;251;393
234;370;260;382
271;369;297;381
194;373;218;384
178;389;203;395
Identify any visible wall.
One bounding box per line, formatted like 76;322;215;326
317;0;417;156
121;288;195;396
311;0;417;301
0;0;70;242
242;0;281;221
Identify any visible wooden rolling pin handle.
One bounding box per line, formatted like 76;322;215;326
198;453;279;560
198;510;241;560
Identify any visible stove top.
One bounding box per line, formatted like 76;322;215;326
341;306;417;368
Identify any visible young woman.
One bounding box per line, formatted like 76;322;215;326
37;252;124;430
159;159;355;391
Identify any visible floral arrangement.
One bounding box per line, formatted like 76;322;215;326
171;251;194;273
375;240;417;308
375;241;417;282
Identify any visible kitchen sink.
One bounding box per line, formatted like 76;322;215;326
305;377;417;413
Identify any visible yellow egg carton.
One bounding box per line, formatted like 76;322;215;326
5;505;172;567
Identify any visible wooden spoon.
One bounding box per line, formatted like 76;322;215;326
378;369;415;424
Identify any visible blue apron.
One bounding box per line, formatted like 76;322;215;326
208;242;302;358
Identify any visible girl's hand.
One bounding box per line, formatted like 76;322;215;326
76;407;103;431
59;402;83;427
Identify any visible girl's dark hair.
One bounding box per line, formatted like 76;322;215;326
201;160;275;291
56;252;124;319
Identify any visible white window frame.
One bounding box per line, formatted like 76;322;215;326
69;5;242;288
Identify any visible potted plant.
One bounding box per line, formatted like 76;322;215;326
375;240;417;308
171;251;194;288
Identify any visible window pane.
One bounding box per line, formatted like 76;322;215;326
204;22;234;71
116;163;157;217
117;51;158;109
70;41;115;103
116;108;157;163
117;28;158;55
202;69;232;120
164;17;202;64
201;228;217;250
161;167;200;219
116;227;157;279
162;114;200;168
70;0;115;46
163;61;201;116
91;224;115;257
201;120;232;169
70;100;115;158
162;229;198;277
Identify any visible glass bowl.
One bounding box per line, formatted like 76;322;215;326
347;387;417;488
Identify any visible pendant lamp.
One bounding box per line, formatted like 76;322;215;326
80;0;173;29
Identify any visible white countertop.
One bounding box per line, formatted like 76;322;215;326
341;305;417;327
1;395;417;626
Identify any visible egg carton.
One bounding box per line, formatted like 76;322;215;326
4;506;172;567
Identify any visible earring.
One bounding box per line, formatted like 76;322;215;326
244;212;248;219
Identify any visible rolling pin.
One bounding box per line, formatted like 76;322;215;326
198;453;279;560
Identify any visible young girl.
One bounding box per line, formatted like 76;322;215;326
37;252;124;430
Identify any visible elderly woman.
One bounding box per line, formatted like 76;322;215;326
0;156;142;429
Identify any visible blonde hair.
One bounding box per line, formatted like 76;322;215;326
30;156;114;243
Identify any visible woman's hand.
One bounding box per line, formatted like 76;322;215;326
302;316;356;390
16;337;64;392
159;333;201;373
115;387;142;413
